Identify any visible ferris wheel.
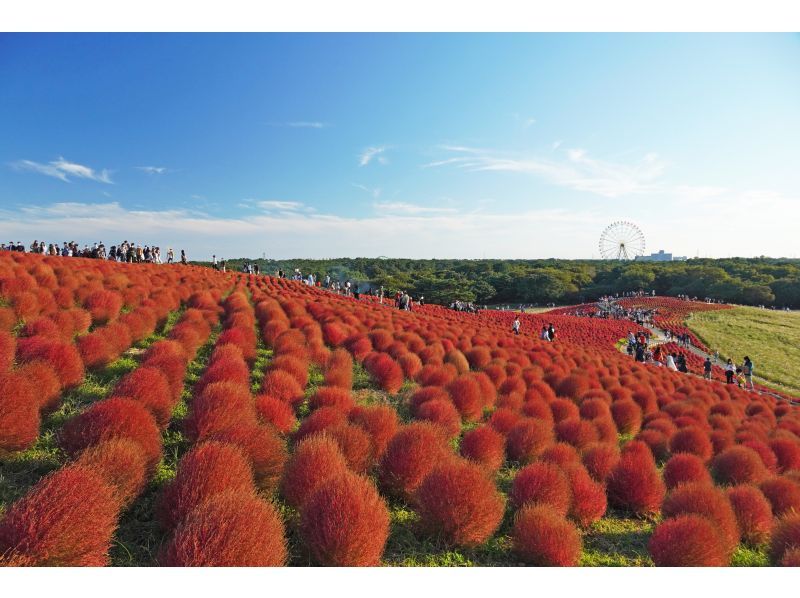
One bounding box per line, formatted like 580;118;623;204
599;221;646;260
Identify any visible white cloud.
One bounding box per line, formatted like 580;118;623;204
359;146;389;167
10;157;113;184
246;199;305;211
352;183;381;199
513;113;537;128
373;201;457;215
136;166;168;175
423;145;666;198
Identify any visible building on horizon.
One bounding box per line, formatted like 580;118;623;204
634;249;688;262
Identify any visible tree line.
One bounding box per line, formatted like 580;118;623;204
200;257;800;308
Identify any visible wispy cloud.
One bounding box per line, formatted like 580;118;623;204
423;145;665;198
373;201;457;215
513;113;537;128
249;200;305;211
352;183;381;199
136;166;168;175
359;146;389;167
266;121;330;129
10;157;113;184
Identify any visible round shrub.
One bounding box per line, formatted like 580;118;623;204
184;381;258;442
280;433;349;509
324;349;354;389
648;514;729;566
669;426;713;462
780;547;800;566
582;442;620;482
308;386;355;413
743;440;779;473
157;441;255;530
606;450;665;516
663;453;713;490
662;482;740;555
254;393;297;435
564;464;607;527
488;407;523;436
0;465;120;566
769;439;800;474
59;397;162;472
712;446;769;486
512;504;582;566
409;385;450;415
540;442;581;469
293;406;348;442
446;376;484;422
555;418;599;450
460;425;505;472
510;461;572;515
506;418;555;464
161;490;287;566
415;398;461;439
300;471;390;566
364;352;404;394
111;366;173;428
16;337;84;389
415;459;505;548
726;485;773;546
379;422;451;500
636;429;670;462
348;404;399;460
0;372;40;454
261;368;304;407
74;438;148;507
327;423;374;473
611;399;643;434
769;513;800;564
760;477;800;517
207;425;287;493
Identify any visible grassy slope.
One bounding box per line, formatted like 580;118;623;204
688;306;800;396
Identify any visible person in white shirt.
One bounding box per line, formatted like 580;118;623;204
666;354;678;371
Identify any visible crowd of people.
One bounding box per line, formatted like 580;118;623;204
449;300;479;312
2;239;188;265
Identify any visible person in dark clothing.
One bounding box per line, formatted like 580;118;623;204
703;357;712;380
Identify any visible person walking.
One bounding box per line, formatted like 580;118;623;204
703;357;712;380
180;249;187;265
167;248;174;264
512;317;521;335
742;356;755;390
547;323;556;342
724;359;735;384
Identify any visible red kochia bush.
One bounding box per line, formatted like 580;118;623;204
111;366;174;428
541;443;582;469
648;515;729;566
207;425;287;493
363;352;404;394
506;418;555;464
606;450;666;516
610;399;643;434
83;289;123;325
308;386;355;413
510;461;572;515
0;330;15;370
260;369;304;407
488;407;523;437
726;485;774;546
0;465;120;566
161;490;287;566
769;439;800;473
512;504;582;566
59;397;163;472
409;385;450;415
769;513;800;564
326;424;374;473
379;422;451;500
280;434;349;509
460;425;506;472
555;418;599;450
415;399;462;439
564;464;607;527
300;471;390;566
293;406;348;442
446;376;484;422
17;360;61;411
16;337;84;389
186;382;258;442
663;453;713;490
759;477;800;517
255;393;297;435
669;426;713;462
0;372;40;454
712;446;769;486
662;482;740;555
348;404;399;460
414;459;505;548
74;438;148;507
76;333;116;369
324;348;353;389
582;443;620;483
157;442;255;530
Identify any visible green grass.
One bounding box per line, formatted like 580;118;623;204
689;305;800;396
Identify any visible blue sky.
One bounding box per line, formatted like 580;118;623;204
1;33;799;259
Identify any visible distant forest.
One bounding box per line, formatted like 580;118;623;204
197;257;800;308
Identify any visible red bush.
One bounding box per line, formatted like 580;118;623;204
669;426;713;462
59;397;162;472
726;485;773;546
760;477;800;517
157;441;255;530
780;547;800;566
280;433;349;509
364;352;404;394
488;407;523;436
83;289;123;325
0;465;120;565
0;330;16;370
197;357;251;393
446;376;484;422
294;406;348;442
416;363;457;387
648;515;729;566
549;398;580;423
207;425;287;493
16;360;61;412
16;337;84;389
414;459;505;548
457;425;504;472
74;438;148;507
308;386;355;412
270;354;308;388
415;398;462;439
770;513;800;564
662;482;740;555
327;423;374;473
398;352;423;379
300;470;390;565
582;442;620;482
254;393;297;434
379;422;451;500
512;504;582;566
161;490;287;566
348;404;399;460
506;418;555;464
611;399;643;434
409;385;450;415
663;453;713;490
564;464;607;527
743;440;779;473
510;461;572;515
184;381;258;442
541;442;582;468
111;366;174;428
0;372;40;454
324;348;353;389
769;438;800;474
712;446;769;486
555;417;599;450
607;450;666;516
260;368;304;407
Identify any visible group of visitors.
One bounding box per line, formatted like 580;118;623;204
449;300;478;313
663;329;693;347
724;356;755;389
2;239;187;265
